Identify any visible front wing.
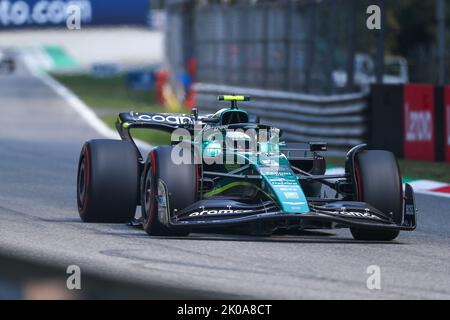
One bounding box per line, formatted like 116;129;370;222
168;184;417;232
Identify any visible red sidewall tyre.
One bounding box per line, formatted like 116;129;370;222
77;140;139;223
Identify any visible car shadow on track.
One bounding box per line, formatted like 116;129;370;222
98;227;405;245
164;233;405;245
66;218;406;245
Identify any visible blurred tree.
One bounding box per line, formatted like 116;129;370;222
385;0;436;56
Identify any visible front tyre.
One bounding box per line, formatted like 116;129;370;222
77;140;139;223
350;150;402;241
141;146;196;236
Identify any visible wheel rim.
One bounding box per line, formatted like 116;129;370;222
77;147;90;212
78;158;87;206
78;162;86;201
144;166;153;217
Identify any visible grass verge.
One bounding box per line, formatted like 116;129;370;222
53;74;176;146
327;157;450;183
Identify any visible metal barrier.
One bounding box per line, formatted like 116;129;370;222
194;83;369;156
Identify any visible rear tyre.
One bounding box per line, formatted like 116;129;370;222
350;150;402;241
77;139;139;223
141;145;196;236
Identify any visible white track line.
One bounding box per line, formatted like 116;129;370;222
22;54;151;151
414;190;450;199
35;70;119;139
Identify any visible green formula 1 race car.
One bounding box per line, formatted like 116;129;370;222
76;95;416;241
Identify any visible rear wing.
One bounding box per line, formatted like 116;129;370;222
117;112;193;130
115;112;195;159
116;111;194;136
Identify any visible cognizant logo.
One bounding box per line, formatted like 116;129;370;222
0;0;92;26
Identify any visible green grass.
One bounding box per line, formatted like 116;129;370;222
327;157;450;183
101;114;171;146
397;159;450;183
53;74;179;146
53;74;161;111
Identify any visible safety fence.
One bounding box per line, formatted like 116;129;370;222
166;0;382;95
194;83;369;156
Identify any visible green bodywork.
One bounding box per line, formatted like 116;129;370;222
197;108;309;214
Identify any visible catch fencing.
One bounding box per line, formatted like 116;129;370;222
166;0;381;95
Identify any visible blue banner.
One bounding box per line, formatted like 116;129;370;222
0;0;149;29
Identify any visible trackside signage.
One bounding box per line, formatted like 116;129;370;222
403;84;435;161
445;86;450;162
0;0;148;29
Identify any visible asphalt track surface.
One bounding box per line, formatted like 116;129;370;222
0;59;449;299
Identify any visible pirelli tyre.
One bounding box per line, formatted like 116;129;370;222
77;140;139;223
141;145;196;236
350;150;403;241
